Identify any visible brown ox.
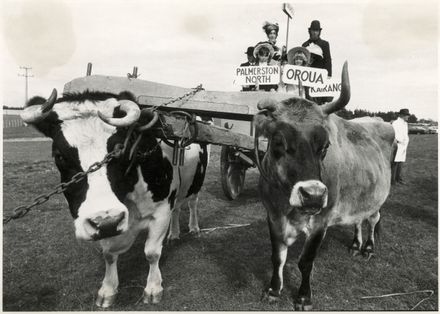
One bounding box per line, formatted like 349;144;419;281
254;62;395;310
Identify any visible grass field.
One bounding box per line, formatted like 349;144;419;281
2;134;438;311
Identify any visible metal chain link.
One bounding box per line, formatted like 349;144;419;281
153;84;204;110
3;147;123;225
4;85;204;225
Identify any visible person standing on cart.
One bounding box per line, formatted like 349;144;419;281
302;20;332;104
262;21;286;62
240;46;258;91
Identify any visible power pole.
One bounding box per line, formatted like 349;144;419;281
18;66;34;105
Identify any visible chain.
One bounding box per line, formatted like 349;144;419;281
3;147;123;225
4;85;204;225
153;84;204;110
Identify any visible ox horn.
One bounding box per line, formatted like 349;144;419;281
98;99;141;127
21;89;58;123
321;61;351;115
138;109;159;132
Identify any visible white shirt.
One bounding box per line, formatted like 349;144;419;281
392;117;409;162
305;42;323;57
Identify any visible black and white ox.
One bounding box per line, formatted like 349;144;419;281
21;90;209;307
254;62;395;310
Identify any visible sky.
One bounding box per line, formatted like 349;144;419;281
1;0;438;120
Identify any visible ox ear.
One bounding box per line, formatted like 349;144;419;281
321;61;351;115
254;98;279;138
257;98;278;112
254;110;277;139
21;91;60;138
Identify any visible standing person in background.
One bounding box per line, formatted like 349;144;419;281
391;109;411;185
262;21;286;62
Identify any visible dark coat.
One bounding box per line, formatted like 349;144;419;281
240;61;257;67
302;38;332;77
240;61;256;91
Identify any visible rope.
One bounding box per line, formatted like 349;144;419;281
361;289;434;310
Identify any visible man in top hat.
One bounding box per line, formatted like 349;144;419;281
240;46;257;91
391;109;411;185
240;46;257;67
302;20;332;78
302;20;332;104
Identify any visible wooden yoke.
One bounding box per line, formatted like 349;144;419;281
152;110;267;151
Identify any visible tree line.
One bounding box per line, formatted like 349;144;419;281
335;108;422;123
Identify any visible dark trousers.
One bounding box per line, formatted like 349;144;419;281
391;162;404;184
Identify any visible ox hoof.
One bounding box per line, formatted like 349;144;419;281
362;245;375;260
363;250;375;261
96;293;117;308
261;288;280;303
188;229;201;237
294;296;313;311
349;248;362;257
166;237;180;246
143;289;163;304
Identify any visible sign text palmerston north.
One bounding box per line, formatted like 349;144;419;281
235;66;280;85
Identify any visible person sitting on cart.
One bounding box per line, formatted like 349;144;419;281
284;46;311;97
240;46;257;91
253;41;278;92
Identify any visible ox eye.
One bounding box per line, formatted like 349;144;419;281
319;142;330;159
272;133;290;158
53;151;66;163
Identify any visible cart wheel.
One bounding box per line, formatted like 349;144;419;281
221;145;246;200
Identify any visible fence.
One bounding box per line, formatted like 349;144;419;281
3;118;25;128
3;109;25;128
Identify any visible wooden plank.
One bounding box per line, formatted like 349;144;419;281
63;75;292;120
152;111;267;152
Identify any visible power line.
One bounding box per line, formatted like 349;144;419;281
18;66;34;106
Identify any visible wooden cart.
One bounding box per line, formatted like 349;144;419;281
64;75;291;200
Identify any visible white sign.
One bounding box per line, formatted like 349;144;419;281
282;65;328;87
283;3;294;18
309;78;342;97
235;66;280;86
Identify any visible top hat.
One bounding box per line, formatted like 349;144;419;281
245;46;254;55
253;42;275;59
398;108;410;116
309;20;322;31
287;47;311;65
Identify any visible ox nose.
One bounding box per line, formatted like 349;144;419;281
299;184;328;208
289;180;328;212
86;211;125;240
